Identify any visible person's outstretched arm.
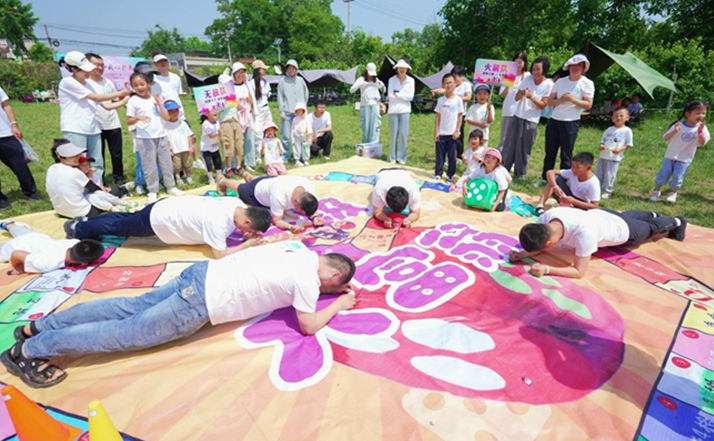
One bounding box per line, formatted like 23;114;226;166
296;294;356;335
531;255;590;279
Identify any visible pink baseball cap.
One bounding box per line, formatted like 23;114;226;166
484;148;502;163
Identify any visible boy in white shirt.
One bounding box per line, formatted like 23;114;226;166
433;74;464;183
309;100;333;160
163;100;194;186
465;85;495;147
372;168;422;228
596;107;633;199
535;152;600;215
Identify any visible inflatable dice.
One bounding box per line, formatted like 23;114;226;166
464;178;498;210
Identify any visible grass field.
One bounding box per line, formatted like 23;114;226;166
2;99;713;227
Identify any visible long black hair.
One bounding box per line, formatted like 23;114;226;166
668;100;710;129
253;68;264;101
513;51;528;75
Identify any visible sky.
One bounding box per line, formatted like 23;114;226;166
29;0;446;57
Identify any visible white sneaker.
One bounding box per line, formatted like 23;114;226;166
256;158;262;165
192;160;207;171
534;179;547;187
175;178;184;187
303;160;310;166
185;176;193;184
666;192;678;203
294;161;304;167
324;156;330;161
122;181;136;191
148;192;158;203
245;165;255;172
397;160;406;165
601;192;611;200
208;176;215;185
649;190;661;202
167;187;184;196
135;186;145;195
389;160;396;164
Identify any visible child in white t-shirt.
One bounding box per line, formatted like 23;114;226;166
461;148;511;212
434;73;464;183
291;102;312;166
465;84;495;146
650;100;710;203
536;151;600;215
77;155;138;212
596;107;633;199
201;110;222;185
262;122;286;177
454;130;486;191
163;100;194;186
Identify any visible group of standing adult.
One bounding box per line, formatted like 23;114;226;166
349;52;594;181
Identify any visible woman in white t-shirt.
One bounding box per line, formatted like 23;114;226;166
249;60;273;158
497;52;530;151
351;62;385;144
387;59;415;164
125;72;182;203
502;56;554;179
539;54;595;183
58;51;129;184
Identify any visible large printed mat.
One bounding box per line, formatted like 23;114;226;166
1;156;713;441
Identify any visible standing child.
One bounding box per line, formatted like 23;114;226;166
201;110;223;185
650;101;710;203
596;107;633;199
465;85;495;147
434;73;464;183
262;122;287;176
535;151;600;215
125;72;182;203
291;102;312;166
454;130;486;191
163;100;194;186
461;148;510;212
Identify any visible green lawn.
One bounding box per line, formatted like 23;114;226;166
2;99;713;227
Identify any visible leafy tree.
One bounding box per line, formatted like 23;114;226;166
131;25;186;58
647;0;714;51
0;0;38;57
184;36;212;53
387;24;445;75
27;42;53;62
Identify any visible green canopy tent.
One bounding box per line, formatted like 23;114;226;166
571;42;676;99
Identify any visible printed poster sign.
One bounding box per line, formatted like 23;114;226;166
55;53;146;91
474;59;519;87
193;82;237;115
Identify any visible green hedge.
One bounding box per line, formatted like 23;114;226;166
0;60;62;98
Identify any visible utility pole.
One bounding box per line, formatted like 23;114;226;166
666;65;677;119
226;33;232;63
344;0;354;38
44;24;56;59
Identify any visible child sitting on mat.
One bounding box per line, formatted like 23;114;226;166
454;130;486;191
535;151;600;215
461;148;510;212
77;155;138;213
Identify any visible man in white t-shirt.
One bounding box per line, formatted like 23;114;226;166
0;85;40;210
67;196;272;259
0;221;104;275
535;152;600;214
309;100;333;160
152;54;184;117
372;168;422;228
510;207;686;279
219;174;326;232
86;53;126;185
3;243;356;388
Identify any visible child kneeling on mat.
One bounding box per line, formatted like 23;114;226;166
461;148;510;212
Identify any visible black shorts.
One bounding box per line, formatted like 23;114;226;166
238;176;272;208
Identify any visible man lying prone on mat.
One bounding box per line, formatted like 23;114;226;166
64;195;271;259
217;172;326;233
1;241;356;388
510;207;686;279
372;169;421;228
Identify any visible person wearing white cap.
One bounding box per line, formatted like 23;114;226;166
278;59;309;163
291;102;312;166
350;62;385;144
218;62;257;176
537;54;594;185
59;51;130;185
260;121;286;176
387;58;415;164
249;60;274;156
152;54;185;118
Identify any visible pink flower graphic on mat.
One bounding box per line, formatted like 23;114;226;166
235;296;399;391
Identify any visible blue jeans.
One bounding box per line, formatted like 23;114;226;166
63;132;103;184
388;113;410;163
281;114;296;162
25;261;210;358
75;202;156;238
243;128;256;168
360;104;381;144
655;157;691;190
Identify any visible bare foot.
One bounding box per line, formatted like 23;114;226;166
216;175;227;196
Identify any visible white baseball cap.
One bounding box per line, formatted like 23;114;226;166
231;62;247;74
286;59;298;69
64;51;96;72
366;62;377;76
563;54;590;72
153;54;168;63
393;59;412;70
55;142;87;158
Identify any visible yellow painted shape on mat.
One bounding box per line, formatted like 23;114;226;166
154;262;195;287
682;304;714;336
402;389;551;441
